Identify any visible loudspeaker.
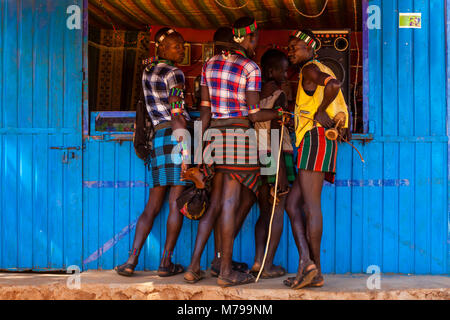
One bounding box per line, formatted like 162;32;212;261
312;30;351;106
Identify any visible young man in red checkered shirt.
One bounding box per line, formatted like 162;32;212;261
184;17;284;287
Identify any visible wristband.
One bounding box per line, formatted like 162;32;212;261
248;104;260;114
324;76;335;86
170;100;184;110
277;107;284;117
169;87;184;98
171;108;183;115
200;100;211;107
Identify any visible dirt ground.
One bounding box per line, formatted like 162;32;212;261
0;270;448;300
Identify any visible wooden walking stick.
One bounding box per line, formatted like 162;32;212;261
255;114;287;283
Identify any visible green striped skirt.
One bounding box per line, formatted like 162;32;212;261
265;153;296;185
296;127;337;184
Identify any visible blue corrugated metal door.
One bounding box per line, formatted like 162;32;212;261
0;0;83;271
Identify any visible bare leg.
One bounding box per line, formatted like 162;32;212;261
212;181;256;272
186;173;224;274
285;174;316;282
217;177;255;286
159;185;186;269
218;175;241;277
252;183;285;276
299;170;325;280
117;186;167;273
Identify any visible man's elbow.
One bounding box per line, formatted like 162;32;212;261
328;79;341;91
248;113;258;123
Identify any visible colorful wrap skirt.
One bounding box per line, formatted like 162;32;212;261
147;123;193;189
296;127;337;184
263;152;296;185
203;118;260;194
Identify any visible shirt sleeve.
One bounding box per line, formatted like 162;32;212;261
245;62;262;92
166;68;185;90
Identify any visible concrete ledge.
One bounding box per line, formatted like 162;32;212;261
0;271;449;300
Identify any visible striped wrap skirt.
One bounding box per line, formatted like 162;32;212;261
297;127;337;184
203;118;260;194
147;123;192;189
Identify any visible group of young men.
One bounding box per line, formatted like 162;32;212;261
115;16;350;289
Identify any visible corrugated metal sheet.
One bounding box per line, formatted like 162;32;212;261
0;0;84;271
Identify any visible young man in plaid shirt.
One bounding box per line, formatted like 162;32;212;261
184;17;284;287
115;27;191;278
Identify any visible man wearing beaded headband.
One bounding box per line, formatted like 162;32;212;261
115;27;191;278
183;17;283;287
283;29;350;289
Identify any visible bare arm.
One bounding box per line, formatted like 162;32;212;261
246;91;281;123
199;85;212;137
168;84;188;133
302;64;341;128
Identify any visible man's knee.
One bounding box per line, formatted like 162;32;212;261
302;201;321;217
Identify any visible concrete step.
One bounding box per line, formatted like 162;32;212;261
0;270;448;300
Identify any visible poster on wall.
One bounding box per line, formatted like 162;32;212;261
399;13;422;28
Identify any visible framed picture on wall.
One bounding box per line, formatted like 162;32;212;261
179;43;191;66
202;43;215;63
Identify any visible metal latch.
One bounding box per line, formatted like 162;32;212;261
50;146;83;164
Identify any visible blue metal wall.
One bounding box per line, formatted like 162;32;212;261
0;0;84;271
0;0;448;275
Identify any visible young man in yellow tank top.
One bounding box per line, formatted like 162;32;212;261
283;29;350;289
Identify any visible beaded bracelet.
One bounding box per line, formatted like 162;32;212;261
276;107;284;117
170;100;183;108
181;141;189;161
169;87;184;98
171;108;184;115
248;104;260;114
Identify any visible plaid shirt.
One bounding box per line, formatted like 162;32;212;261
142;62;190;127
201;53;261;119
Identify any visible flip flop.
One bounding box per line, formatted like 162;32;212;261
157;263;184;277
291;262;318;290
115;263;137;277
217;271;255;288
184;269;206;284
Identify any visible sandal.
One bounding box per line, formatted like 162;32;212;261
157;263;184;277
217;271;255;288
232;260;249;273
184;269;206;284
284;274;324;287
290;262;318;290
210;260;249;277
115;263;137;277
308;275;324;287
258;265;286;279
283;276;296;287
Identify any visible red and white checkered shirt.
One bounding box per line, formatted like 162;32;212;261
201;53;261;119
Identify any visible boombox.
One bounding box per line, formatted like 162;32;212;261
312;30;351;106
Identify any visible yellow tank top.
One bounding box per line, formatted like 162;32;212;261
294;60;349;147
